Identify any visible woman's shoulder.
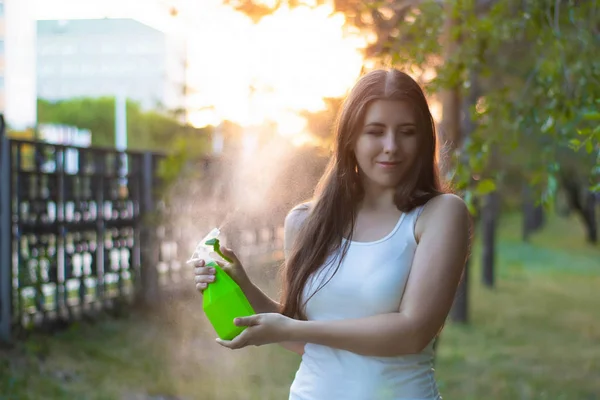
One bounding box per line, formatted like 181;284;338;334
285;201;312;230
290;201;312;214
283;201;313;255
425;193;467;212
415;193;470;240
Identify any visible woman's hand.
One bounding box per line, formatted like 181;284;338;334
215;313;297;349
193;246;250;293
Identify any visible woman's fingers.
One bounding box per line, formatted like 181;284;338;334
193;262;216;293
194;274;215;284
194;265;216;276
219;246;240;264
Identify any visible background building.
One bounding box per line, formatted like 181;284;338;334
36;18;186;112
2;0;37;130
0;1;4;115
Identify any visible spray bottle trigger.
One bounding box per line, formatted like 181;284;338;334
205;237;233;263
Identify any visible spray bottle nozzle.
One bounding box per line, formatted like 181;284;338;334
186;227;232;265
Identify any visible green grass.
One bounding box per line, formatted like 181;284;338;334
1;212;599;400
435;213;600;400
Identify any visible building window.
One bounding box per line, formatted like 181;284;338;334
62;44;77;55
0;40;4;54
39;65;56;76
0;3;4;16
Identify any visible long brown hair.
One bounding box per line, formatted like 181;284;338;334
279;68;446;320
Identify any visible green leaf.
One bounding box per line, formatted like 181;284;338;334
475;179;497;195
546;174;558;197
463;190;477;215
583;111;600;121
541;116;554;133
568;139;581;150
585;140;594;154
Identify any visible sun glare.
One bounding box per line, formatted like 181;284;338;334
35;0;367;143
184;1;367;140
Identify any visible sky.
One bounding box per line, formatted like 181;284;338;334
34;0;368;142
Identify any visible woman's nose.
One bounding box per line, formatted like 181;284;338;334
383;131;398;154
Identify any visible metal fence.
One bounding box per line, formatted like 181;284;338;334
0;118;285;342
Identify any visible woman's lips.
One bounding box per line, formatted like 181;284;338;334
376;161;401;168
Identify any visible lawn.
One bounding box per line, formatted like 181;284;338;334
1;212;599;400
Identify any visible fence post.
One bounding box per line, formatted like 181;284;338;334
0;115;12;342
138;152;160;307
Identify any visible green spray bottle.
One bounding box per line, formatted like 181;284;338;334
188;228;255;340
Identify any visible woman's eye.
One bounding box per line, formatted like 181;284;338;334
400;130;416;136
366;130;383;135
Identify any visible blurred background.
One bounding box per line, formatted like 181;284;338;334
0;0;598;399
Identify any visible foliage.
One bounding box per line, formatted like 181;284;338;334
299;97;344;147
452;0;599;201
342;0;600;202
223;0;600;203
37;97;211;154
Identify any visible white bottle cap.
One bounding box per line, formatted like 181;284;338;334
186;227;221;265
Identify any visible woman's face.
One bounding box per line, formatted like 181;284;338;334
353;99;419;191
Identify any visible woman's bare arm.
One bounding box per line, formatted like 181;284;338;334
239;203;310;355
285;194;470;356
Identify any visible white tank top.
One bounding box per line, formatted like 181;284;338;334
289;205;442;400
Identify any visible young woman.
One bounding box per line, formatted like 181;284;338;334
193;68;471;400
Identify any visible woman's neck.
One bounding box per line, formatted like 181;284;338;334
359;186;396;212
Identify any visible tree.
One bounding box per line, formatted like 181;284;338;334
299;97;345;147
37;97;211;153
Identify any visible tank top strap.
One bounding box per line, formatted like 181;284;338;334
400;204;427;240
414;204;427;224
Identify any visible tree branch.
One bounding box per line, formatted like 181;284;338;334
554;0;561;34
